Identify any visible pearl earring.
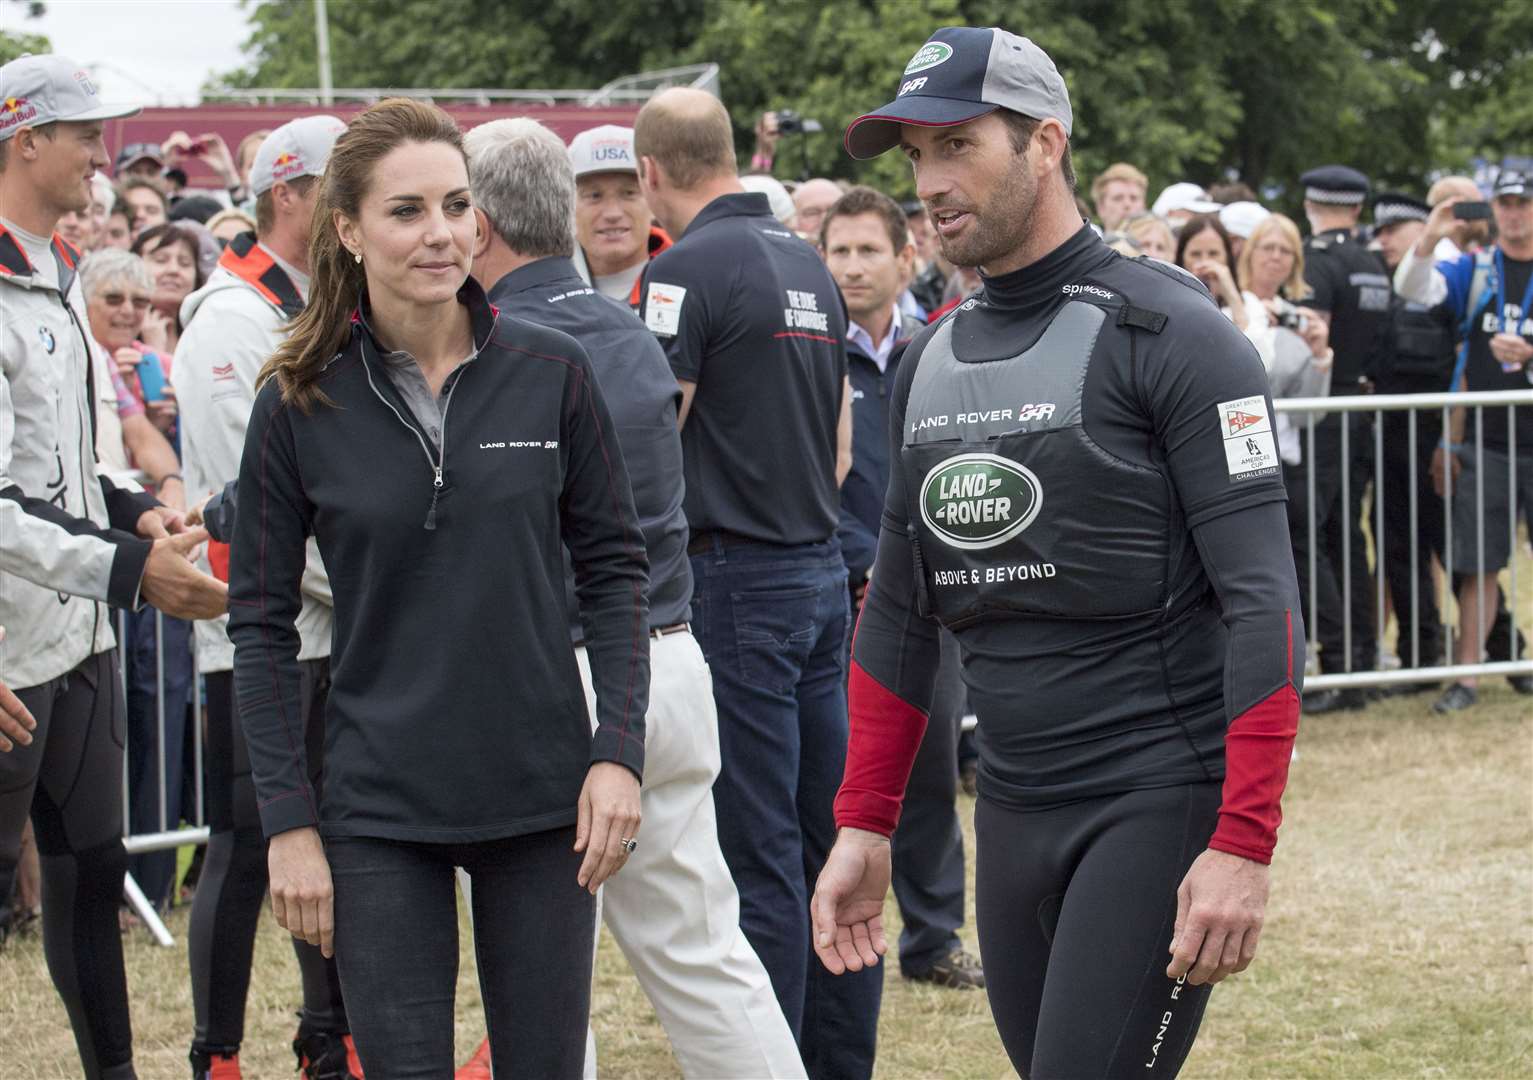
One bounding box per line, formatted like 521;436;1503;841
353;252;362;265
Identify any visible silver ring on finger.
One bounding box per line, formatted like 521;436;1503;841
619;836;637;854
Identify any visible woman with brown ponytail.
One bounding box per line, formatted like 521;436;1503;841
225;98;652;1077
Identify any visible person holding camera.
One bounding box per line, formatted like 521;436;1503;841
1394;170;1533;711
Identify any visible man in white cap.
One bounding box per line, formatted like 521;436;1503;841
568;123;670;308
0;52;226;1080
173;114;361;1080
1152;182;1223;228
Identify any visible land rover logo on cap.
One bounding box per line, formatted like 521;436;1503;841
904;41;953;75
920;453;1042;550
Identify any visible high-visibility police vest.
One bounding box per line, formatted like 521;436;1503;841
900;297;1176;628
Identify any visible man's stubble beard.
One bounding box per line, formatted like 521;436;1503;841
936;151;1038;273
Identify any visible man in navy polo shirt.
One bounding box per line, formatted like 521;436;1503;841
633;88;875;1078
461;115;804;1080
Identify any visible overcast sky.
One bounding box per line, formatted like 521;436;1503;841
8;0;253;105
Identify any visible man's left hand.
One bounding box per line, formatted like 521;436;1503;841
1489;333;1533;370
1166;848;1269;986
137;505;190;541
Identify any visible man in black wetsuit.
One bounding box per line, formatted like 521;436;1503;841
808;27;1305;1078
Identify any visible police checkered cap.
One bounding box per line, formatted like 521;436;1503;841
568;125;637;178
1372;191;1429;227
845;27;1073;160
250;115;346;196
1300;164;1370;206
0;54;138;142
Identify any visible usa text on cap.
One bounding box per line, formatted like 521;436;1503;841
1300;164;1370;206
0;54;138;142
569;125;637;178
844;26;1072;160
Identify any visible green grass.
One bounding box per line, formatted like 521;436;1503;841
3;683;1529;1078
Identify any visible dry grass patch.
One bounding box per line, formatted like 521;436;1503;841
2;690;1529;1078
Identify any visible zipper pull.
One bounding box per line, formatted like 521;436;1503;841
425;467;443;530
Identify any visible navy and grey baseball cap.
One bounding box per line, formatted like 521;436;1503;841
0;54;138;142
1493;170;1529;198
844;27;1072;160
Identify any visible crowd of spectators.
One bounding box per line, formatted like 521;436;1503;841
1;63;1527;1079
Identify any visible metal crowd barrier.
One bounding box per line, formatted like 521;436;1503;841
112;390;1532;944
1276;389;1533;690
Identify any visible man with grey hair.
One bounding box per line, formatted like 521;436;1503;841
459;116;805;1080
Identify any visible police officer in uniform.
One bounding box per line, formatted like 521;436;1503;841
1369;192;1454;680
810;28;1305;1078
1297;165;1391;710
632;89;874;1078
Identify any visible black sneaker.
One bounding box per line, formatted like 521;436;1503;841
1508;674;1533;695
294;1030;362;1080
904;946;985;990
1302;688;1371;714
958;759;978;798
1431;683;1478;713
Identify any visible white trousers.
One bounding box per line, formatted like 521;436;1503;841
461;631;805;1079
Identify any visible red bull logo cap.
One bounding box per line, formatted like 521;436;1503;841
568;125;637;178
0;53;138;142
250;114;346;196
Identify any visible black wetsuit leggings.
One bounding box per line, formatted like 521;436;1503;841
189;664;346;1057
0;650;134;1079
974;782;1222;1079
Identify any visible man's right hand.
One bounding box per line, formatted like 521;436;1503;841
1430;446;1462;499
810;827;892;975
141;527;228;620
269;826;334;959
0;628;37;754
1419;196;1465;257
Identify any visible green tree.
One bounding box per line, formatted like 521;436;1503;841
218;0;1529;201
1;0;50;65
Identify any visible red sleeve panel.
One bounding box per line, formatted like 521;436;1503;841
1191;508;1306;865
834;658;929;836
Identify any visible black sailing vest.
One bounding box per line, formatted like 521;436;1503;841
1374;293;1455;391
900;296;1176;629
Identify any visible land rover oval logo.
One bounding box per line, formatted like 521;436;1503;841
904;42;953;75
920;453;1042;550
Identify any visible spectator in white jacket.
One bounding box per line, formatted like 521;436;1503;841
173;115;363;1079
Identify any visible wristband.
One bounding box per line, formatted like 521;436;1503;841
1437;441;1463;454
160;473;184;484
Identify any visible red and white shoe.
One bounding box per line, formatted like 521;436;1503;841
454;1037;492;1080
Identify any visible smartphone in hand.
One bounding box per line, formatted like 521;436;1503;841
136;353;165;402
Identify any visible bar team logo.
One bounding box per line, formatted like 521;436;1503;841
904;41;953;75
920;453;1043;550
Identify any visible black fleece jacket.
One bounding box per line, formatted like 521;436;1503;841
228;280;650;842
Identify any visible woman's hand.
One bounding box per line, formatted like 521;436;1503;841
269;826;335;958
1296;306;1331;360
574;761;641;894
1194;260;1240;305
140;310;172;353
113;345;141;380
146;385;178;434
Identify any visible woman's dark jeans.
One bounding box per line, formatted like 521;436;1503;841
326;826;595;1079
